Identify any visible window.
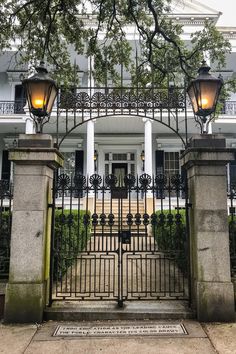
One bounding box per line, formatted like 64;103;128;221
164;152;179;177
105;164;109;176
130;153;135;161
59;152;75;177
112;153;127;161
14;84;26;113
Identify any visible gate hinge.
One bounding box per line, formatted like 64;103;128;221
48;203;53;208
186;203;192;208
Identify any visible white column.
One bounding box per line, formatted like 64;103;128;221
25;117;35;134
207;121;213;134
144;119;153;176
86;120;95;177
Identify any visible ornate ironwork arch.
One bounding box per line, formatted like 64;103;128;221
55;86;188;147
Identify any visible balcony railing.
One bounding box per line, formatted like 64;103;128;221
0;100;26;115
221;101;236;116
1;98;236;116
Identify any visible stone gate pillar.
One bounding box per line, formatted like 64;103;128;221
4;134;64;323
181;134;235;322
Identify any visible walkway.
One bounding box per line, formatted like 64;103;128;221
0;319;236;354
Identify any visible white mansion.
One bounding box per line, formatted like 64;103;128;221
1;0;236;185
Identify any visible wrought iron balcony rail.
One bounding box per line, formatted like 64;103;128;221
1;95;236;116
0;100;26;115
221;101;236;115
58;86;186;112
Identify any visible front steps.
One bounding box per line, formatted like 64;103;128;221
44;301;194;321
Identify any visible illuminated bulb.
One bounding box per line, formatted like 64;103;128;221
200;97;208;109
33;98;44;108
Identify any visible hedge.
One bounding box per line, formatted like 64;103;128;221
0;211;12;279
152;209;187;274
53;209;91;280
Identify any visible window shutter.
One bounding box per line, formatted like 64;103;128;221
14;84;26;113
229;161;236;187
155;150;165;198
155;150;164;175
75;150;84;175
1;150;11;181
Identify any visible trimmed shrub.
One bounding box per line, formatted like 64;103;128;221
229;218;236;276
152;210;187;274
53;209;90;280
0;211;12;279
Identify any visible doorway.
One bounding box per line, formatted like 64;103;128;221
112;163;128;198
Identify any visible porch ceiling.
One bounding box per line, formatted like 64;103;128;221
46;113;199;136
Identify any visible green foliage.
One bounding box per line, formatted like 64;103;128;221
0;211;12;279
0;0;233;92
153;209;187;273
53;209;90;280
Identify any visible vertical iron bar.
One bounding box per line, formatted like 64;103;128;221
49;172;57;305
185;176;192;306
184;83;188;146
118;177;123;307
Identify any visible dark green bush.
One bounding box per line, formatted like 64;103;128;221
229;218;236;276
53;209;91;280
0;211;12;279
152;210;187;274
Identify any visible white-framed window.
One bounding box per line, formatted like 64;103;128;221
164;152;179;177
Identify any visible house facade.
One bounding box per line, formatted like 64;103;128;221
1;0;236;187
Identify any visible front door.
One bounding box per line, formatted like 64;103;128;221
112;163;128;199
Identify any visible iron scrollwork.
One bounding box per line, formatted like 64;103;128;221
139;173;152;190
90;174;102;189
124;174;136;189
126;213;133;226
105;174;117;188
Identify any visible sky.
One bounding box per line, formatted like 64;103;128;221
200;0;236;26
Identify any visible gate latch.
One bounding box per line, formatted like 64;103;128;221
119;230;131;244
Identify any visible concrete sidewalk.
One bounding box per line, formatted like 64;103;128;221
0;320;236;354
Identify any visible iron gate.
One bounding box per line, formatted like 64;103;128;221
50;173;189;305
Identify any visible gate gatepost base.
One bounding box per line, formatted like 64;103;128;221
196;281;234;322
181;134;235;322
4;134;64;323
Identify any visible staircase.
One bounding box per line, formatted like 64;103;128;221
92;199;147;235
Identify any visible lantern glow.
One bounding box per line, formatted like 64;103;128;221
22;61;58;132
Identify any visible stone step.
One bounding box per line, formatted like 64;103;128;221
44;300;194;321
91;230;148;238
93;211;146;214
90;227;148;232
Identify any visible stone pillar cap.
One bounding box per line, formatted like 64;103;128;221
9;134;64;169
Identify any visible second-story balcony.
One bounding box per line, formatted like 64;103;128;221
0;100;26;115
1;95;236;117
221;101;236;116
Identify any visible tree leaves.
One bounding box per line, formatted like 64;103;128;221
0;0;234;92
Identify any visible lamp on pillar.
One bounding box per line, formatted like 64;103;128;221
22;61;58;133
94;150;98;172
140;150;145;171
187;61;223;133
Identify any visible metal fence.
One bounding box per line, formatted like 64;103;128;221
50;173;190;305
228;186;236;277
0;180;13;279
